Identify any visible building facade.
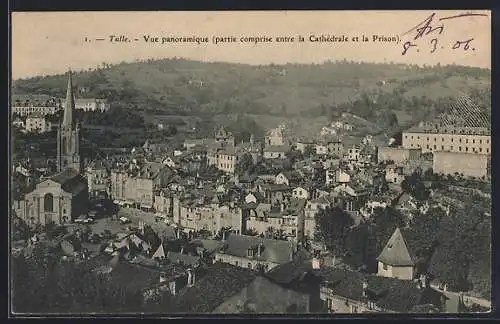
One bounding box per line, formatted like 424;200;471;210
25;114;53;133
15;169;89;226
377;147;422;165
402;123;491;155
62;98;111;112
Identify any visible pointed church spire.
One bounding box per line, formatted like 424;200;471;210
63;69;75;127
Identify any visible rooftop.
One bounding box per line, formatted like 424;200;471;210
168;262;256;313
220;235;296;265
376;227;416;267
318;267;444;313
49;169;88;196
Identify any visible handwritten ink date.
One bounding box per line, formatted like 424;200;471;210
400;12;486;55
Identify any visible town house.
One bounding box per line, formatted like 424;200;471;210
85;159;110;198
376;227;417;281
318;267;444;313
215;235;297;272
246;199;306;242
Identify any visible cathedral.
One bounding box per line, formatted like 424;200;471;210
13;70;89;226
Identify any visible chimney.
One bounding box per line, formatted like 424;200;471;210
187;269;195;287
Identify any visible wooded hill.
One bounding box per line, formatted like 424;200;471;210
12;59;491;138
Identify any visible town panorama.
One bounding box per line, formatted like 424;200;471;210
10;59;491;315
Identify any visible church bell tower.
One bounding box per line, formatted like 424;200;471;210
57;69;81;173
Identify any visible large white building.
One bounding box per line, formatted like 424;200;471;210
62;98;111;112
24;114;54;133
402;118;491;156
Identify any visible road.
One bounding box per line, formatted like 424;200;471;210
430;284;491;311
117;207;178;239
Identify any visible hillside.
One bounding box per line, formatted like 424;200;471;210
12;59;491;138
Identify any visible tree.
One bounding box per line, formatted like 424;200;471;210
371;207;405;255
235;153;255;175
314;206;354;256
401;170;430;201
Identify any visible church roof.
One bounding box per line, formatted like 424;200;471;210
376;227;416;267
50;169;87;195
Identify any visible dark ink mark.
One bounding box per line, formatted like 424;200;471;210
439;13;488;21
401;13;444;40
95;38;105;41
452;38;474;50
430;38;438;53
402;41;417;55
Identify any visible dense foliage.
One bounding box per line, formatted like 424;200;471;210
314;206;354;256
428;201;491;298
12;253;144;314
401;169;430;201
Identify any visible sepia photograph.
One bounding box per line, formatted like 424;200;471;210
9;10;492;316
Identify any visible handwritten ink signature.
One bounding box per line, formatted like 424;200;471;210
400;12;488;56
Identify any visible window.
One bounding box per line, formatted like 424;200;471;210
486;140;489;144
426;144;429;149
434;138;436;142
480;139;482;144
327;298;332;309
451;146;454;150
459;138;462;143
465;147;469;152
248;262;252;269
473;139;475;144
427;137;429;142
411;136;414;140
417;136;420;140
442;138;444;142
441;146;444;150
383;263;388;270
44;193;54;212
479;148;483;152
487;148;489;153
466;139;469;144
433;145;436;149
459;146;462;151
235;261;239;266
451;138;454;142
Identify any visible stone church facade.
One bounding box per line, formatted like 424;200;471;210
13;70;88;226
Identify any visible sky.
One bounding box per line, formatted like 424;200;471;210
11;10;491;79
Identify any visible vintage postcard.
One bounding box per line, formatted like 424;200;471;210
10;10;491;316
